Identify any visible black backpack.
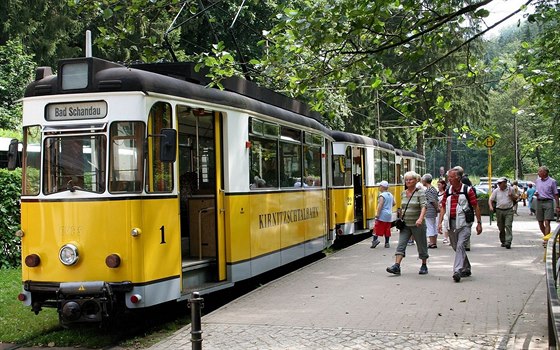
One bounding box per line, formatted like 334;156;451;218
447;184;475;223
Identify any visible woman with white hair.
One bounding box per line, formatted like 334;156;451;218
422;173;439;248
386;171;429;275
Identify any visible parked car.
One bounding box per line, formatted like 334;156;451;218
474;185;488;196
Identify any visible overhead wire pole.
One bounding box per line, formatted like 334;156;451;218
228;0;251;80
376;90;381;140
163;1;187;62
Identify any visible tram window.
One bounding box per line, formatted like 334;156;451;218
177;105;216;195
22;126;41;195
147;102;173;193
303;132;322;187
332;146;352;186
374;149;382;183
389;153;396;184
280;127;302;188
303;144;321;187
403;159;411;173
43;135;106;194
109;121;144;193
280;142;301;188
381;151;389;183
249;136;278;189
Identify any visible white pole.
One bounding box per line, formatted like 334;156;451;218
85;30;92;57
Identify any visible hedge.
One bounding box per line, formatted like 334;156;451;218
0;168;21;268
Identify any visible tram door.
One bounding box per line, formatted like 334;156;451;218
177;105;221;288
352;147;366;230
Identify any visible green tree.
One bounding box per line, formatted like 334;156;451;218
0;0;84;66
516;1;560;175
0;41;34;130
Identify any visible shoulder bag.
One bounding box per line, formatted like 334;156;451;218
392;189;417;230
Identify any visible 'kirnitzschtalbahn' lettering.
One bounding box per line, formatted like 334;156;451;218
258;207;320;229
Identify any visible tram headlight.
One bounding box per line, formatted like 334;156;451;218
59;244;79;266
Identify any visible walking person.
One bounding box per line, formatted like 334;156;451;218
437;179;450;245
386;171;428;275
422;174;439;249
488;177;518;249
438;168;483;283
534;166;560;237
455;166;472;251
527;183;536;216
371;181;394;249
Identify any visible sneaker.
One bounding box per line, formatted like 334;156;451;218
386;264;401;275
442;238;449;244
460;270;472;277
465;247;470;251
505;243;511;249
501;243;506;247
419;265;428;275
384;243;390;248
407;240;415;246
371;240;380;248
453;272;461;283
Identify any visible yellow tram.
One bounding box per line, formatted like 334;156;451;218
328;131;397;238
14;57;331;325
10;56;426;325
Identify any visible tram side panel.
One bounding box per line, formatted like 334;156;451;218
221;112;328;283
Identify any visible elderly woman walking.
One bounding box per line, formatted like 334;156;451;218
386;171;428;275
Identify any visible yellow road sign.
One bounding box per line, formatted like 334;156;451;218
485;136;496;148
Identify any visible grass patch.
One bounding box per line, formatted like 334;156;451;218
0;268;189;348
0;268;60;344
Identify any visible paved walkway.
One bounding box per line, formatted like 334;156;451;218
149;204;554;349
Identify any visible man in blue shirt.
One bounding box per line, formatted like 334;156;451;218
535;166;560;236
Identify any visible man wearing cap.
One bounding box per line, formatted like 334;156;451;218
534;166;560;236
489;177;518;249
371;180;395;248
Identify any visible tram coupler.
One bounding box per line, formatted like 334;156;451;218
188;291;204;350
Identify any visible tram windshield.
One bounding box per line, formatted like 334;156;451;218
43;135;106;194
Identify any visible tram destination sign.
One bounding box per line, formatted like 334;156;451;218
46;101;107;121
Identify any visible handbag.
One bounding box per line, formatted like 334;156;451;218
393;218;406;230
391;189;417;230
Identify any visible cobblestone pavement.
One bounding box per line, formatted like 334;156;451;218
150;204;551;349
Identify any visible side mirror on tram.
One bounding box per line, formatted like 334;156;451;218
7;139;20;170
159;129;177;163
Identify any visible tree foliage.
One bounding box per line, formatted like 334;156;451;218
0;41;34;130
0;0;558;175
515;0;560;175
0;0;84;66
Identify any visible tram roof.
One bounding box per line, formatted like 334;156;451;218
25;57;329;134
396;148;425;160
329;130;394;151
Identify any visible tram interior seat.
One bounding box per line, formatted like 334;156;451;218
110;180;140;192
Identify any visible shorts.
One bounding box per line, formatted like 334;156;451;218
374;220;392;237
425;216;438;237
536;200;555;221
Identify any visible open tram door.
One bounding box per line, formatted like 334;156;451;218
352;146;368;233
177;106;226;293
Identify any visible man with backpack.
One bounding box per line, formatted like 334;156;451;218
438;167;483;283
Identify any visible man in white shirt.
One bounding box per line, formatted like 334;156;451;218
488;177;518;249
